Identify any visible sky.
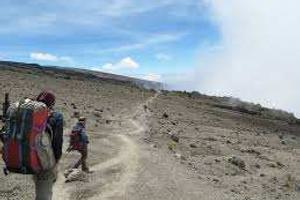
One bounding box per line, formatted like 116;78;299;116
0;0;218;80
1;0;299;116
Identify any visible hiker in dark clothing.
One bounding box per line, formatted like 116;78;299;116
68;117;89;172
0;91;63;200
34;91;64;200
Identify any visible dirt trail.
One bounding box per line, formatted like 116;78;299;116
91;93;159;199
54;92;228;200
53;119;77;200
52;93;157;200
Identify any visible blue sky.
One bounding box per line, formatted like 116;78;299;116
1;0;300;116
0;0;219;81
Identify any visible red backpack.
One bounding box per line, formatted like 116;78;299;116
2;99;55;174
69;126;83;151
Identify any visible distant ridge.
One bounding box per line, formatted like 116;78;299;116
0;60;163;90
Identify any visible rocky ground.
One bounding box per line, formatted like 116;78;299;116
0;65;299;200
145;91;300;200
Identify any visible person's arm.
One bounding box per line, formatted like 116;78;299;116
80;128;89;144
50;112;64;162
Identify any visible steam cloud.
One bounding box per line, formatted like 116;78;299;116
193;0;300;117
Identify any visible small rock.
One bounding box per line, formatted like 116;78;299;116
276;161;284;168
95;108;103;113
268;163;277;168
255;164;261;169
71;103;77;109
163;112;169;118
280;140;286;145
180;155;187;161
170;134;179;143
215;159;221;163
230;189;238;193
226;140;232;144
228;156;246;170
106;119;112;124
143;105;148;111
260;173;266;177
175;153;182;159
205;137;217;141
279;135;284;139
93;111;102;118
73;111;80;118
241;148;261;156
151;144;157;148
213;178;219;183
190;143;197;148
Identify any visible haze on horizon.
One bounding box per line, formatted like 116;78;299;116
0;0;299;116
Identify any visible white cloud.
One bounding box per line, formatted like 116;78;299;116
30;52;72;63
101;57;139;71
155;53;172;61
142;73;162;82
194;0;300;116
30;52;58;61
99;33;187;53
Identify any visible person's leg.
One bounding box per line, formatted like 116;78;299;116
81;147;89;172
33;170;56;200
34;179;54;200
73;157;82;169
73;150;83;169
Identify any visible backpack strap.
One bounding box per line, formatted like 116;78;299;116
15;99;31;141
46;123;54;142
46;110;56;142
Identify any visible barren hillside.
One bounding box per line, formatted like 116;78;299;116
0;63;299;200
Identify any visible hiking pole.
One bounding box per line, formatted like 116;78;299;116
2;93;10;123
0;93;9;151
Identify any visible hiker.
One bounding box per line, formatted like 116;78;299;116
68;117;90;173
1;91;63;200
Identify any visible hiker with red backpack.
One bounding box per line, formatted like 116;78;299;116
1;91;63;200
66;117;90;173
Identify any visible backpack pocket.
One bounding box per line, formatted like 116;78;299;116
35;132;56;171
